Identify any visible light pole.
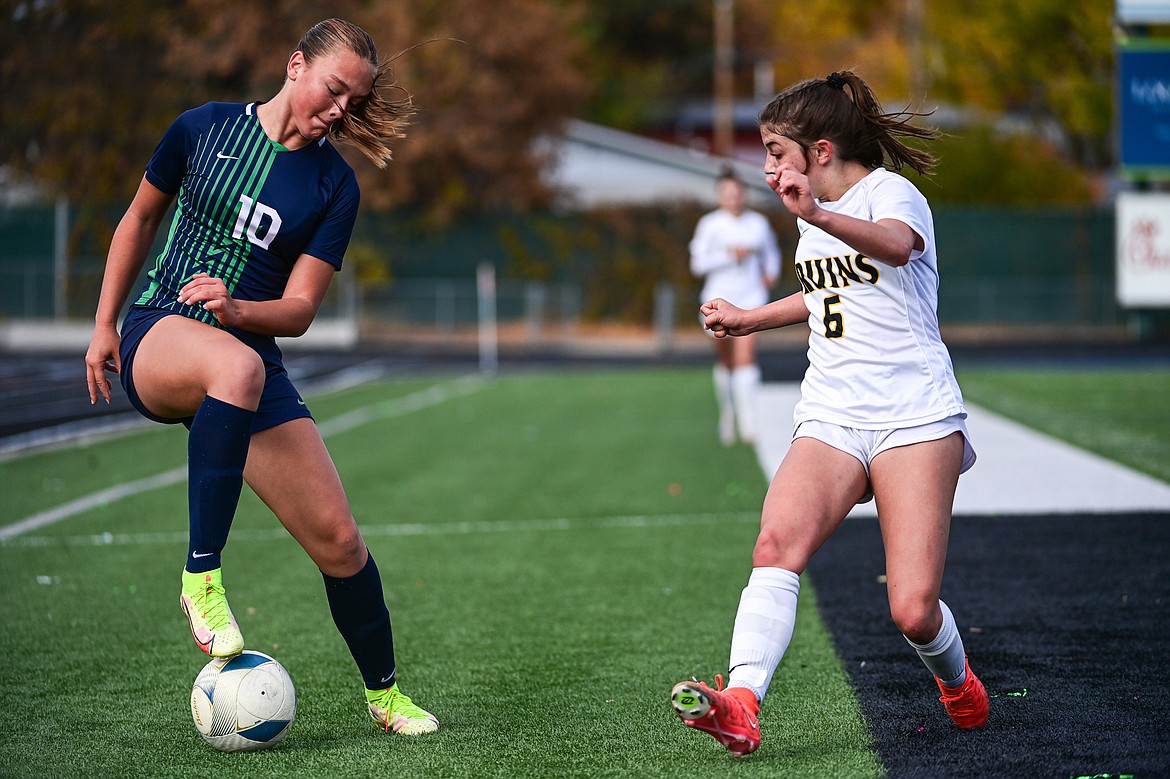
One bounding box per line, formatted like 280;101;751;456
714;0;735;157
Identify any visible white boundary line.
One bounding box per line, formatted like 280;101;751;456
752;383;1170;516
0;359;412;463
11;375;1170;546
0;511;760;549
0;469;188;542
0;375;486;542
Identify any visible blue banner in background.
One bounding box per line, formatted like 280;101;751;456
1119;42;1170;178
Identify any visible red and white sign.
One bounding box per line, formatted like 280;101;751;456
1117;191;1170;307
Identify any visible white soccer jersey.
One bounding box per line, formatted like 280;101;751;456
690;208;782;309
792;167;965;430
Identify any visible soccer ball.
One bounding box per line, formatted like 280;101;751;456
190;650;296;752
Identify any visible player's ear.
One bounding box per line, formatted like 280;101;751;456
811;140;833;166
287;51;305;81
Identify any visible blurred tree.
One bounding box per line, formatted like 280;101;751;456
572;0;1113;200
758;0;1114;180
0;0;1120;212
578;0;777;130
763;0;910;103
0;0;590;216
360;0;591;220
0;0;187;204
907;127;1096;206
922;0;1114;171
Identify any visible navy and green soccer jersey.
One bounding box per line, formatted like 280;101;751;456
134;101;360;333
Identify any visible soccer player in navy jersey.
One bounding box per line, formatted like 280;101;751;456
84;18;438;736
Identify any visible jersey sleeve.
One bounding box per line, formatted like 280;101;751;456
758;214;783;281
690;213;732;277
300;166;360;271
144;105;208;195
869;173;933;259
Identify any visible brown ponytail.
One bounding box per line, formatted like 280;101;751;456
758;70;938;175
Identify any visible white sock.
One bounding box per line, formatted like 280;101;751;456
905;600;968;687
727;567;800;701
730;364;761;441
714;365;733;415
713;365;735;444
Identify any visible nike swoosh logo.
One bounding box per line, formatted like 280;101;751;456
181;600;214;651
380;675;394;684
297;399;306;406
192;551;214;558
216;151;239;160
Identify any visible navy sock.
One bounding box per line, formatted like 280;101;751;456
322;553;397;691
186;396;254;573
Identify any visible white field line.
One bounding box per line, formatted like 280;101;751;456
0;360;401;463
753;383;1170;516
0;375;486;542
0;469;188;542
0;511;760;549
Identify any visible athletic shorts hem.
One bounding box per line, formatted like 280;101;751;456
793;415;977;504
118;305;313;434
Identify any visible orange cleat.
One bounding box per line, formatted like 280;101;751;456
671;674;761;756
937;658;989;729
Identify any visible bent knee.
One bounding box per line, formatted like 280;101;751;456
211;349;266;405
751;526;810;573
888;595;941;642
308;517;366;574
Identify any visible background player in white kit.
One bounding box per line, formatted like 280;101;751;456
689;169;782;445
670;70;989;756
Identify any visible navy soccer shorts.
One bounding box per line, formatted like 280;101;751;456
118;305;313;434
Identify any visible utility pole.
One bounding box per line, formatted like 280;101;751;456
906;0;926;106
713;0;734;157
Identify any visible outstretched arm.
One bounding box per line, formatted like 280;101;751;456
702;291;807;338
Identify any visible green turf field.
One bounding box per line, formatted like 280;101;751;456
1;365;1166;777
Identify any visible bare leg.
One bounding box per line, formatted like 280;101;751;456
870;432;988;727
870;432;964;643
244;418;366;577
131;315;264;417
753;436;869;572
245;418;403;693
133;316;265;574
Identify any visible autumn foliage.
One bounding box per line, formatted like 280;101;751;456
0;0;591;216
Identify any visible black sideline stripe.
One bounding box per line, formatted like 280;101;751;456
806;512;1170;779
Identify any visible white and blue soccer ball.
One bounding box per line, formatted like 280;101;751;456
190;650;296;752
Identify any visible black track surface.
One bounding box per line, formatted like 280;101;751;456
806;512;1170;778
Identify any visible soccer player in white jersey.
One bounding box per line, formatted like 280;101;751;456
670;70;988;756
85;18;438;737
689;169;782;445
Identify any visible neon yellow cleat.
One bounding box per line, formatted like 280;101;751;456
366;684;440;735
180;568;244;658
